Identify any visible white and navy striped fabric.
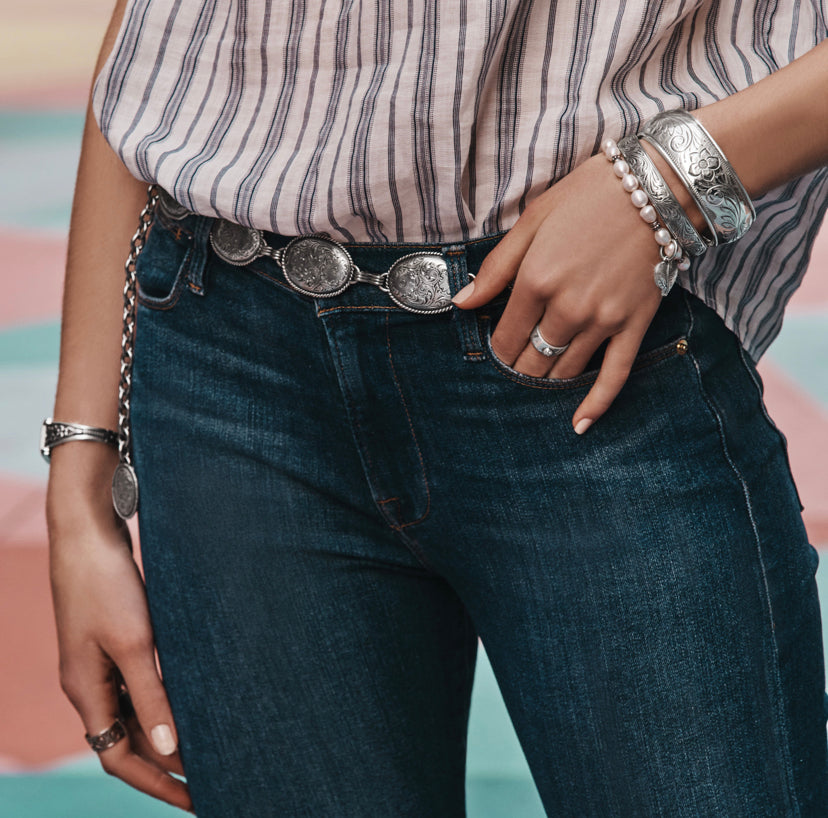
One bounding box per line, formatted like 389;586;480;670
92;0;827;359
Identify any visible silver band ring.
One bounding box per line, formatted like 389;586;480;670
85;718;127;753
530;323;570;357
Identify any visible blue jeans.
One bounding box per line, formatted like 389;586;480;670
131;209;828;817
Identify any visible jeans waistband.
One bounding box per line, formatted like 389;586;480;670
153;186;507;357
155;187;506;273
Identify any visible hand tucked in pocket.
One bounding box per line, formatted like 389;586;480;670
452;152;665;435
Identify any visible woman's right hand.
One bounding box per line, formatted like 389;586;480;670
46;444;193;813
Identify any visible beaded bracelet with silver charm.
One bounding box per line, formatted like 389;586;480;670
601;138;690;297
111;184;159;520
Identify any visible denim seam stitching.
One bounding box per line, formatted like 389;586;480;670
444;251;484;359
384;311;432;530
153;212;195;241
317;304;405;315
136;247;192;311
735;344;806;513
247;264;304;296
685;343;800;815
327;323;436;571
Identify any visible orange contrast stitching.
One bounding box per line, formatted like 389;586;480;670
317;304;403;315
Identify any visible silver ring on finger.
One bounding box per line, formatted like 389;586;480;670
85;718;127;753
530;323;570;358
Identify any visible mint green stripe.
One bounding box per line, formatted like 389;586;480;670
0;322;60;366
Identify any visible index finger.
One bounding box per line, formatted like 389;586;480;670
571;330;643;433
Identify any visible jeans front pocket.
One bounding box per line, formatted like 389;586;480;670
478;311;689;391
135;214;197;310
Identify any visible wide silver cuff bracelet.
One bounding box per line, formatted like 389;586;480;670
617;135;709;257
638;109;755;246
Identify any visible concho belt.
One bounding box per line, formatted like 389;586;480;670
210;219;457;315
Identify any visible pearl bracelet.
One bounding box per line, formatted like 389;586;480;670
601;138;691;297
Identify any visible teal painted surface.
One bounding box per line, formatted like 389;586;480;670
0;773;184;817
0;322;60;366
766;314;828;409
467;645;540;781
0;365;60;479
0;111;85;141
0;112;84;231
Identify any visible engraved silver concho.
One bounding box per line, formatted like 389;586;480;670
280;235;354;297
386;253;452;314
156;188;191;221
210;221;266;265
112;461;140;520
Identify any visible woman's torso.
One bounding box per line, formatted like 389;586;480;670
93;0;828;359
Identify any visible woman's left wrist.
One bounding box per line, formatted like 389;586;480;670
637;142;708;235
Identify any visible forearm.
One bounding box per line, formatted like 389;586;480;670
642;38;828;232
49;0;147;520
697;38;828;198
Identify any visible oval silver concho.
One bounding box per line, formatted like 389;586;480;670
386;253;452;314
112;461;139;520
209;220;265;265
281;235;353;297
156;189;191;221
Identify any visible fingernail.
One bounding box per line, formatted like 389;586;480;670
451;281;475;305
151;724;177;755
574;418;593;435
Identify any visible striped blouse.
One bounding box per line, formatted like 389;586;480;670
92;0;828;360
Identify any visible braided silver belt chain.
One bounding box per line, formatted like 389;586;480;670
111;184;159;520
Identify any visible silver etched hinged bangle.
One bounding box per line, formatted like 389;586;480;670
40;419;119;463
617;135;709;257
638;109;755;245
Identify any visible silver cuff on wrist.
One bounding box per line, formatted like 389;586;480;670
638;109;755;246
40;418;119;463
617;135;710;257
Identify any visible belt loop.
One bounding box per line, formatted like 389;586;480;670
442;243;484;361
185;216;213;296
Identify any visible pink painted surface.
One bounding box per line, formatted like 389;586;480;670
0;474;48;547
788;220;828;310
0;546;93;766
758;361;828;544
0;229;66;328
0;85;91;110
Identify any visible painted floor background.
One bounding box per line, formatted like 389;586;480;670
0;2;825;816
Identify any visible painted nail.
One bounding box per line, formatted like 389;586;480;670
574;418;593;435
151;724;177;755
451;281;475;305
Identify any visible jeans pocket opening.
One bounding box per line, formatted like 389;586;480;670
477;312;689;390
135;219;194;310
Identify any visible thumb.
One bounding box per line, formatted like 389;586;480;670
451;206;545;309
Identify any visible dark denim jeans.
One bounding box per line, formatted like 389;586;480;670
131;209;828;817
